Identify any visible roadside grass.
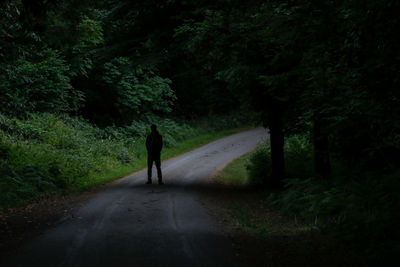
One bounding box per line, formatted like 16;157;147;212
213;149;269;234
213;146;311;236
218;135;400;263
0;112;252;211
212;150;253;186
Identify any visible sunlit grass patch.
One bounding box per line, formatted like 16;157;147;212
212;149;255;186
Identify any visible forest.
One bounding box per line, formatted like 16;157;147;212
1;0;399;264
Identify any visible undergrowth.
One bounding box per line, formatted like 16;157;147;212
0;112;250;210
246;135;400;260
247;135;313;185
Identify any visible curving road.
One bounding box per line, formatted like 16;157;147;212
5;128;267;267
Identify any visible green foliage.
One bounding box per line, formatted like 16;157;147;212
213;150;252;186
267;174;400;253
247;145;269;185
69;14;104;77
247;135;312;185
0;113;132;209
173;0;400;175
0;1;399;256
0;112;246;210
0;49;83;116
0;1;26;61
245;133;400;255
101;57;175;121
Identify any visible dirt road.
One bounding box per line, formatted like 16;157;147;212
4;128;267;267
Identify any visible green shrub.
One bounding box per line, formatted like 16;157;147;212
123;114;199;148
248;133;400;256
0;111;246;210
267;173;400;250
0;49;83;117
247;144;270;185
101;58;176;122
247;134;313;185
0;113;135;209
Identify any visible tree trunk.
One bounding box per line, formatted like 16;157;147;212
313;118;331;176
267;98;285;187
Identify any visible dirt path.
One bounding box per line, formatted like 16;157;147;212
3;128;267;267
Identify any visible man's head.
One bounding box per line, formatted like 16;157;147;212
151;124;157;133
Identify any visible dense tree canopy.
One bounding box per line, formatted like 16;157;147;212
1;0;399;181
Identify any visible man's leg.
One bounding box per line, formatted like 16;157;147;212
155;156;163;184
147;155;153;184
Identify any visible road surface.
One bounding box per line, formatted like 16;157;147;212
5;128;267;267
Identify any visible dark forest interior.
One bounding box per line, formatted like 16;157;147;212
1;0;399;265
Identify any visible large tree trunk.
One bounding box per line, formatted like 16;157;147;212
267;98;285;187
313;117;331;176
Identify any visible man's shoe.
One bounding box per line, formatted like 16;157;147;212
146;180;152;184
158;181;164;185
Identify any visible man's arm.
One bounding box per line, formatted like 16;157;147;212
159;135;163;152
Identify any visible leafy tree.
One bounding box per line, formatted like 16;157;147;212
101;57;175;123
1;0;399;180
0;1;84;117
0;49;84;116
167;0;400;183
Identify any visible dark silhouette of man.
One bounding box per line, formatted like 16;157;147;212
146;124;163;184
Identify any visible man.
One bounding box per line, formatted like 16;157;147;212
145;124;163;184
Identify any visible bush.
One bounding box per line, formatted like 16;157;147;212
0;49;83;117
0;113;136;209
101;58;176;122
247;144;270;185
123;113;198;148
248;133;400;258
267;172;400;256
247;134;312;185
0;111;246;210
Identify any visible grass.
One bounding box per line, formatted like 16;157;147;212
229;203;271;235
213;148;273;235
0;112;252;210
216;134;400;263
213;144;313;236
212;148;255;186
78;128;244;190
